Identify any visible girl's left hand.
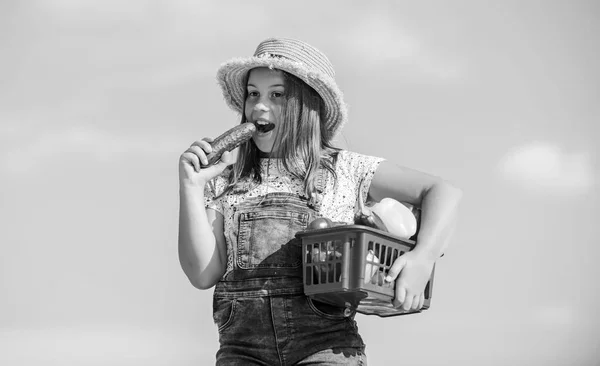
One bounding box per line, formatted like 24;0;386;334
384;251;436;311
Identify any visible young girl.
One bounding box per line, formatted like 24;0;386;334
178;37;462;365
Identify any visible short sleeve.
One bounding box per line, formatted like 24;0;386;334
338;150;385;204
203;171;229;215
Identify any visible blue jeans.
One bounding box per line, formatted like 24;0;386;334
213;181;367;365
213;285;366;365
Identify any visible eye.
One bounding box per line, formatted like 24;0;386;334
271;91;284;98
247;91;259;97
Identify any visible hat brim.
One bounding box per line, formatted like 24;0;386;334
217;56;347;138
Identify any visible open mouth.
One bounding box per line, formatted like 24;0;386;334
254;121;275;133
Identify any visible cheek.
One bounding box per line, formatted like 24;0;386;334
244;100;253;119
272;104;284;122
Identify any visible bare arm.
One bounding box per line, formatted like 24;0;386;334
178;186;228;289
368;160;463;311
177;138;234;290
369;160;463;259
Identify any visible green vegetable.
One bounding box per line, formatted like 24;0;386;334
204;123;256;166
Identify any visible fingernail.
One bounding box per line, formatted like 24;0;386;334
385;276;392;282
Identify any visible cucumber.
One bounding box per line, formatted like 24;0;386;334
204;123;256;166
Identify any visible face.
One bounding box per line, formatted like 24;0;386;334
244;67;286;154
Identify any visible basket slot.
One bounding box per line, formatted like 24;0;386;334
366;241;385;273
305;266;312;286
365;240;408;281
305;240;343;285
300;225;433;317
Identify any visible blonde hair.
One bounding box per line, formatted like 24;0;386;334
217;70;340;199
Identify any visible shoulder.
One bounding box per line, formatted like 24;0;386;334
335;150;385;171
337;149;384;161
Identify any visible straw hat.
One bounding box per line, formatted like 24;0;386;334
216;37;347;138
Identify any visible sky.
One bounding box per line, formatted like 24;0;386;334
1;0;599;365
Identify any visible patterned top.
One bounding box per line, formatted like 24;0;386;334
204;150;385;271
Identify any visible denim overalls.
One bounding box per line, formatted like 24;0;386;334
212;169;366;365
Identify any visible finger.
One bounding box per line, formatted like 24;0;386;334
403;294;416;311
190;139;213;154
385;256;407;283
181;152;200;172
219;150;235;166
417;293;425;310
201;137;214;143
393;286;407;308
188;145;209;166
410;295;421;310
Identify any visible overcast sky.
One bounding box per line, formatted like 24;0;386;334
1;1;599;365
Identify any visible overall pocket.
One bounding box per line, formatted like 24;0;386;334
213;298;237;333
237;209;309;269
306;297;351;320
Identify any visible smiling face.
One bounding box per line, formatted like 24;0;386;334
244;67;286;154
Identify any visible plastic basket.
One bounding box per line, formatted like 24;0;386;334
296;224;435;317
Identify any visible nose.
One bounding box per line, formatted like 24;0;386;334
253;102;269;112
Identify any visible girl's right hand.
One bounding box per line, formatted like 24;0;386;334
179;137;235;188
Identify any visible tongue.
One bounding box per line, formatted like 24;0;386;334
256;122;275;133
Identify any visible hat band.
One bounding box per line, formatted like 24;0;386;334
253;39;335;78
255;52;285;60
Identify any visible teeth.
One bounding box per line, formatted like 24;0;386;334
256;121;269;125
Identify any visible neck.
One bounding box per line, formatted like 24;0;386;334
259;150;278;158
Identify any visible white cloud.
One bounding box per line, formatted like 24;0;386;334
497;141;595;196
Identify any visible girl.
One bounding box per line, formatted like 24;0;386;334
178;37;462;365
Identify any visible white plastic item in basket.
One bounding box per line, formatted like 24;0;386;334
364;250;380;284
368;198;417;239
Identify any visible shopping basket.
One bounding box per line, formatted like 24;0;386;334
296;224;435;317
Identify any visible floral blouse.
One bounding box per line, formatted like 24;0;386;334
204;150;385;272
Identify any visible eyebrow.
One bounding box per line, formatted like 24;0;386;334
247;83;285;88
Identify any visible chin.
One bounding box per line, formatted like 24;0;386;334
252;140;275;154
258;147;275;155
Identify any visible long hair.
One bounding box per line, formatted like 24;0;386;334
216;69;340;200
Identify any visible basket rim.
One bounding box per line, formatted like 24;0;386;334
296;224;416;246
